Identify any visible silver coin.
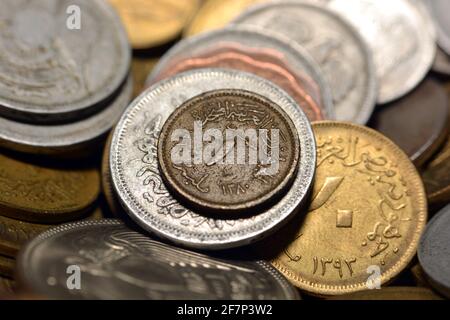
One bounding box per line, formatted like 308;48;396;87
232;1;377;124
433;47;450;75
327;0;436;104
17;219;300;300
111;69;316;250
418;203;450;299
0;76;132;155
426;0;450;56
147;26;335;121
0;0;130;123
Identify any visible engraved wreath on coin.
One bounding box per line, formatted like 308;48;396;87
158;90;299;212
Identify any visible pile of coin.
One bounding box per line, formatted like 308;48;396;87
1;0;450;300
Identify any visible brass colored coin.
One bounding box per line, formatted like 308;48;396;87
184;0;267;37
109;0;200;49
410;263;430;288
330;287;443;300
271;122;427;295
0;255;14;278
131;58;159;99
102;131;122;217
422;135;450;206
0;153;100;223
158;89;300;214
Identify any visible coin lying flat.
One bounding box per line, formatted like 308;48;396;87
0;0;130;123
426;0;450;56
112;69;315;249
330;287;443;300
184;0;268;37
418;204;450;299
0;255;14;278
148;27;334;121
433;47;450;76
370;78;449;167
0;152;100;223
269;122;427;295
233;1;377;124
327;0;436;104
17;220;299;300
158;89;300;214
109;0;199;49
0;76;132;156
422;136;450;206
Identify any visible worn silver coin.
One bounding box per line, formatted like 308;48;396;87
233;1;377;124
111;69;316;250
418;203;450;299
0;76;132;155
327;0;436;104
426;0;450;57
0;0;130;123
17;219;299;300
147;26;334;120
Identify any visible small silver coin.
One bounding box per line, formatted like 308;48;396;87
17;219;300;300
327;0;436;104
426;0;450;56
0;76;132;156
418;203;450;299
0;0;130;123
111;69;316;250
147;26;335;121
233;1;377;124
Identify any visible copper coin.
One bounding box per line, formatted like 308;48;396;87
158;89;300;214
148;28;335;122
370;78;449;167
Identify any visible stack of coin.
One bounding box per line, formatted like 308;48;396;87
4;0;450;301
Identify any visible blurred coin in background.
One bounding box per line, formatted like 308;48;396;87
433;47;450;76
131;58;159;98
426;0;450;57
0;254;14;278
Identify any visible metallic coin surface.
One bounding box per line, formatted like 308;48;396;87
270;122;427;295
111;69;316;249
433;47;450;76
418;203;450;299
0;0;130;123
0;255;14;278
327;0;436;104
426;0;450;56
148;27;334;121
233;1;377;124
158;89;300;214
184;0;268;37
370;78;449;167
0;276;15;295
0;76;132;155
102;131;122;217
0;152;100;223
330;287;443;300
422;135;450;206
17;219;299;300
109;0;199;49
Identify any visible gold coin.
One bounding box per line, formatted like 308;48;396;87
0;255;14;278
131;58;159;98
109;0;200;49
184;0;267;37
0;153;100;223
271;121;427;295
329;287;443;300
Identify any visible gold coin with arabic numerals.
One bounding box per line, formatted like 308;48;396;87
271;121;427;296
109;0;200;49
0;153;100;223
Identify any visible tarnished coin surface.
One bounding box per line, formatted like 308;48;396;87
327;0;436;104
0;152;100;223
17;220;299;300
148;27;335;121
112;69;315;249
370;78;449;167
109;0;199;49
233;1;377;124
269;122;427;295
0;76;132;155
0;0;130;123
426;0;450;56
418;203;450;299
330;287;443;300
158;89;300;214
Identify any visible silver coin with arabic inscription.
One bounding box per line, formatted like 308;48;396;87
0;0;130;123
111;69;315;250
326;0;436;104
233;1;377;124
17;220;299;300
